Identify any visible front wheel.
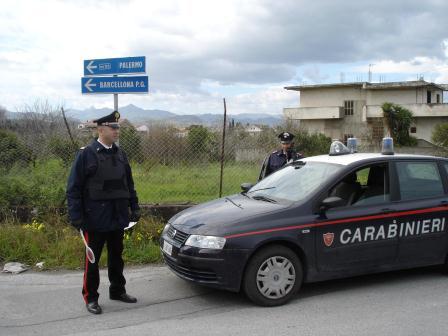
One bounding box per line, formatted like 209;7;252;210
243;245;303;306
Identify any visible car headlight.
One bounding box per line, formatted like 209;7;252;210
161;224;171;236
185;235;226;250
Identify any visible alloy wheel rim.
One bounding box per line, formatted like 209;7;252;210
256;256;296;299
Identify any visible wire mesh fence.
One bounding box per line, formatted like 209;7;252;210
2;105;446;220
0;107;320;217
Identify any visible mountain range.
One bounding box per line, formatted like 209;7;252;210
63;104;283;126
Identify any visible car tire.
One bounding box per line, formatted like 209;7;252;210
243;245;303;306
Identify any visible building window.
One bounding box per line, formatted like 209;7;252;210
427;91;432;104
437;94;441;104
343;134;354;145
410;127;417;133
344;100;354;116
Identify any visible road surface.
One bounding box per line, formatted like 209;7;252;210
1;264;447;336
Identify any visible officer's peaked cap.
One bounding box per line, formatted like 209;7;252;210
278;132;295;143
93;111;120;128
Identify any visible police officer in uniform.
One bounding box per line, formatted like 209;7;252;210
66;111;140;315
258;132;303;181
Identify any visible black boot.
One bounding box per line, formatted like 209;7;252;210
110;293;137;303
86;301;103;314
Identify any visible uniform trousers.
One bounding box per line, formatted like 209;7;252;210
81;230;126;303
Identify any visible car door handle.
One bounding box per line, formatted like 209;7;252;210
439;201;448;207
381;208;395;213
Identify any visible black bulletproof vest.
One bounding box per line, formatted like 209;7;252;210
86;146;130;201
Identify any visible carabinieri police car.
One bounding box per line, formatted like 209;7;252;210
160;138;448;306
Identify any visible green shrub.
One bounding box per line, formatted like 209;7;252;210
432;123;448;148
0;159;67;210
48;136;80;166
0;129;31;168
120;125;143;162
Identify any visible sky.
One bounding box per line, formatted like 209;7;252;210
1;0;448;115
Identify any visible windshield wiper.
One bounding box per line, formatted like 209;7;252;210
225;197;243;209
247;187;276;194
252;195;278;203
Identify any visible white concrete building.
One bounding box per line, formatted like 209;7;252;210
245;125;263;135
283;80;448;144
136;125;149;134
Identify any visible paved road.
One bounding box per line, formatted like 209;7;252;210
1;264;447;336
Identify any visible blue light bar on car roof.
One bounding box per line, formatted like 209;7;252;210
347;138;358;153
382;137;394;155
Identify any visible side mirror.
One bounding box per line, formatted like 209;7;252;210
320;196;345;212
240;183;253;193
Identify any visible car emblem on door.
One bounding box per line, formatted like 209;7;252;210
323;232;334;247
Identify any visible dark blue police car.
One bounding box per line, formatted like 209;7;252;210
160;139;448;306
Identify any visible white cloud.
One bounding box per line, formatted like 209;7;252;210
1;0;448;114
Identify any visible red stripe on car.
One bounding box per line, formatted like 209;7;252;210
224;206;448;239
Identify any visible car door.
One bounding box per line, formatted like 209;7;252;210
314;161;400;274
392;160;448;266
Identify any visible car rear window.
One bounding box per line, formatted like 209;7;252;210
396;161;444;201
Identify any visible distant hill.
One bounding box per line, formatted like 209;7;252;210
65;104;176;122
5;104;283;127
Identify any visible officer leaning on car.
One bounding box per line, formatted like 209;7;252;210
66;111;141;315
258;131;304;180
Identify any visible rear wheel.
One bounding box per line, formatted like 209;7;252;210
243;245;302;306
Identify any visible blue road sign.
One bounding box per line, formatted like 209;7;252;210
83;56;146;76
81;76;149;94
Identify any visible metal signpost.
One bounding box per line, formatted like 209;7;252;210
82;56;148;110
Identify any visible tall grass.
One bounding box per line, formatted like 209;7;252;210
0;215;164;269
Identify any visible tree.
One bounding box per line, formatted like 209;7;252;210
432;123;448;148
382;102;417;146
187;125;212;160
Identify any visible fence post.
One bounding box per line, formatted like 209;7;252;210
219;98;227;198
61;107;76;148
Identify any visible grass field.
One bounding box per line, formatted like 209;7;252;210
0;159;261;209
133;162;260;203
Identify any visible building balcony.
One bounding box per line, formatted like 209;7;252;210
365;104;448;119
283;106;343;120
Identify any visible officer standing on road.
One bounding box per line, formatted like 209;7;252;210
258;132;303;181
66;111;141;315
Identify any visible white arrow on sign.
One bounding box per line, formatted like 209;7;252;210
84;78;96;92
86;60;98;74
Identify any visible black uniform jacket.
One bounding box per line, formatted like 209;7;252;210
66;139;139;232
258;149;304;181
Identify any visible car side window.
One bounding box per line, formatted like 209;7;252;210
330;163;390;207
442;162;448;179
396;161;444;201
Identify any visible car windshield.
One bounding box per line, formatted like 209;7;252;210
249;161;343;203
